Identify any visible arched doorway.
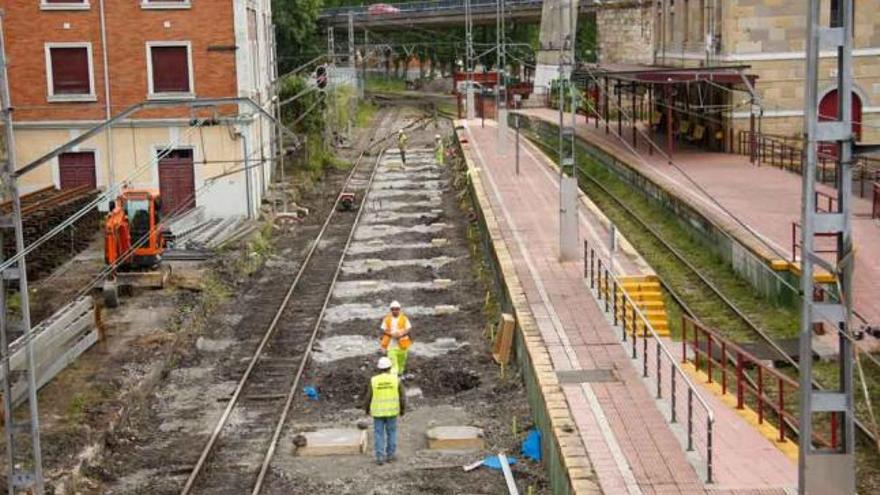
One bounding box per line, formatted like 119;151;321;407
818;89;862;159
819;89;862;139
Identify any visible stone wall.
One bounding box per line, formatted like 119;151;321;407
597;4;654;64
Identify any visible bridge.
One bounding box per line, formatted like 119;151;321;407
318;0;599;30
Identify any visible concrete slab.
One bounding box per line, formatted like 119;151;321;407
426;426;485;451
296;428;366;456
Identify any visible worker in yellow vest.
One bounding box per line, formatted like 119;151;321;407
434;134;445;164
363;356;406;465
379;300;412;376
397;129;408;166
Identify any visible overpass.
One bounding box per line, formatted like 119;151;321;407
318;0;599;30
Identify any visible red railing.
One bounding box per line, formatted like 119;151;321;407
814;190;838;213
791;222;840;263
737;130;880;199
681;316;838;449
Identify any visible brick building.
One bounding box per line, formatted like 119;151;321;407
652;0;880;143
3;0;276;218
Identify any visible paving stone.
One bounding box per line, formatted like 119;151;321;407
296;429;366;456
426;426;485;451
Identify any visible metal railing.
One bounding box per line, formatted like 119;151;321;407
320;0;544;19
584;240;716;483
791;222;840;263
681;316;839;449
737;130;880;199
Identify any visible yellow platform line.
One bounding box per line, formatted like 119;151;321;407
681;362;799;462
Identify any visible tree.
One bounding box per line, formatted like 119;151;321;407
274;0;322;73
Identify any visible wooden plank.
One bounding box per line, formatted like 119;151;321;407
492;313;515;365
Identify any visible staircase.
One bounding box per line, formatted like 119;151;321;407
616;275;669;337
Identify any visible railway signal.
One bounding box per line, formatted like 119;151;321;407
316;65;328;90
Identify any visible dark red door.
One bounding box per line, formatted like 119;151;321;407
819;90;862;158
58;151;96;189
158;149;195;216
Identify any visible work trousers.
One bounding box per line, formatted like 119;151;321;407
399;148;406;165
373;416;398;461
387;347;408;375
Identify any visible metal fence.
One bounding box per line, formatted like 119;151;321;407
736;130;880;200
680;316;839;449
320;0;544;18
584;240;716;483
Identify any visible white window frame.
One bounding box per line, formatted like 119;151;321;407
145;41;195;100
140;0;191;10
40;0;90;11
44;42;97;103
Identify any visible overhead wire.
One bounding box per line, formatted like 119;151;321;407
574;64;880;370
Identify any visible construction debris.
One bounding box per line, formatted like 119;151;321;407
164;206;255;255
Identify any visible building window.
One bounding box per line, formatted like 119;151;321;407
44;43;96;102
830;0;854;30
41;0;90;11
146;42;194;98
141;0;191;9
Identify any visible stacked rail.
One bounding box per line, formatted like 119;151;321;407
0;185;101;280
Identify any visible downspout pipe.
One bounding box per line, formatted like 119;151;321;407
98;0;114;187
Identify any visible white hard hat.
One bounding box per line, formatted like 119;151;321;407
377;357;393;370
389;300;401;309
435;134;441;139
398;129;404;134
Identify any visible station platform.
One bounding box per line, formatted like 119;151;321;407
458;120;797;495
518;108;880;350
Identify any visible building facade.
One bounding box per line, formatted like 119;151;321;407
4;0;277;218
650;0;880;143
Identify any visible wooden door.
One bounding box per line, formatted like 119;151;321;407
58;151;96;189
158;149;195;216
819;90;863;158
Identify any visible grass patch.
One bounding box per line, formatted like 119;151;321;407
365;75;407;94
523;125;880;491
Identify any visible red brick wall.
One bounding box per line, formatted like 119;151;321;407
4;1;238;122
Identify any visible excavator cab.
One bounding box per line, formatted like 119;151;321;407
103;189;166;307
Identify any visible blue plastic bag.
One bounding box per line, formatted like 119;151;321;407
482;455;517;471
303;386;319;400
521;429;542;462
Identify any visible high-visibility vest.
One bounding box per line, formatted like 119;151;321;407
370;373;400;418
380;314;411;350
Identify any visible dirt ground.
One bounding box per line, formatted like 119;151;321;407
4;103;548;494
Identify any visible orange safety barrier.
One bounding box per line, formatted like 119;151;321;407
681;316;838;449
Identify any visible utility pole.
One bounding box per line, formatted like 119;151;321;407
271;25;285;183
0;14;45;495
799;1;856;493
464;0;475;119
557;0;578;261
325;27;335;151
495;0;508;151
347;12;357;139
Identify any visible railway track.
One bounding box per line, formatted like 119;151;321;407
178;107;426;494
521;126;878;445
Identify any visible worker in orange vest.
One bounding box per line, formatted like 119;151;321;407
379;300;412;376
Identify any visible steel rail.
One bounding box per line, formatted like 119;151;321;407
179;108;396;494
561;142;878;445
250;128;386;495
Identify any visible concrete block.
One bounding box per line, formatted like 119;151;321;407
365;259;384;269
431;238;449;247
358;280;379;288
296;429;366;456
434;304;457;315
433;278;453;289
426;426;485;451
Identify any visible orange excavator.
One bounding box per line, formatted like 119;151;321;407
103;188;167;307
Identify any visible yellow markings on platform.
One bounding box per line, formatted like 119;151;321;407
776;260;837;283
615;275;670;337
681;362;799;462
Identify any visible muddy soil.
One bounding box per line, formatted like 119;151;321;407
263;111;548;494
45;105;547;494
